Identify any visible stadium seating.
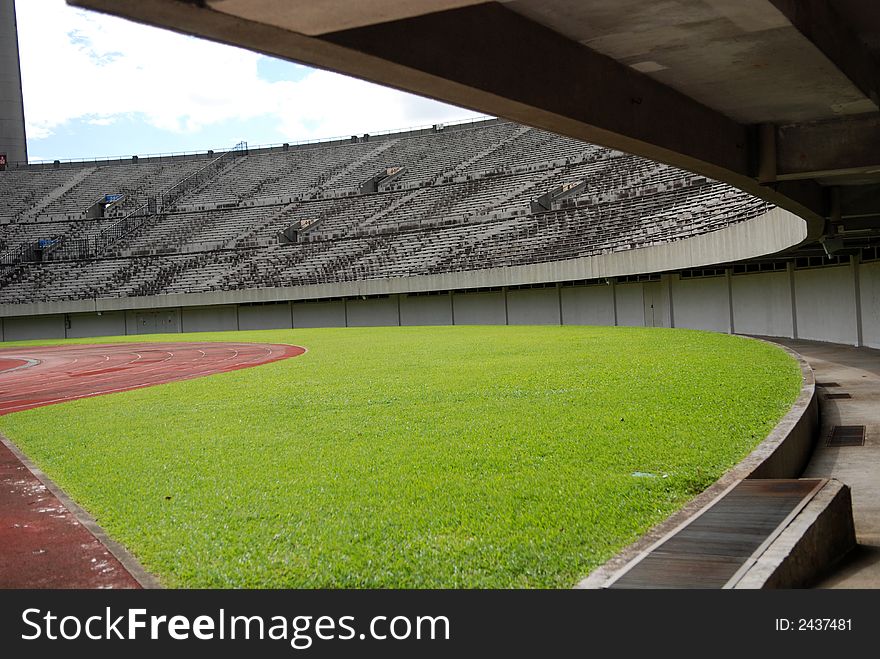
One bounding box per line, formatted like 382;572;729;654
0;119;773;304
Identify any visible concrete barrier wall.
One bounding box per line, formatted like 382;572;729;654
180;306;238;333
795;265;858;346
346;297;398;327
2;314;65;341
2;259;877;347
238;303;292;330
673;275;730;332
506;287;560;325
67;311;126;339
400;294;453;326
452;291;506;325
560;284;615;326
859;261;880;349
614;283;645;327
731;271;794;337
124;309;181;335
292;301;345;328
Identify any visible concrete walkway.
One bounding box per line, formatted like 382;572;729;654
767;338;880;588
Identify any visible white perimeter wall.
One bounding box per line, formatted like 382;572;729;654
181;306;238;333
794;266;858;346
673;276;730;333
860;261;880;349
507;288;560;325
614;283;645;327
239;303;292;331
732;271;793;337
67;311;126;339
2;260;876;348
346;297;399;327
400;294;453;326
561;284;615;326
292;301;345;328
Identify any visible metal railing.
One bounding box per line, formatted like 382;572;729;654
157;142;246;213
92;142;247;255
3;116;493;170
91;200;154;254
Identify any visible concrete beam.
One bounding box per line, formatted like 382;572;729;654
776;114;880;180
204;0;489;36
769;0;880;107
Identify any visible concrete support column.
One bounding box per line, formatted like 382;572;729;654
611;278;618;326
556;283;563;325
726;268;734;334
788;262;798;339
852;254;863;347
665;274;676;328
0;0;28;164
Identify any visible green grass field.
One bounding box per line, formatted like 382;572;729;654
0;326;801;588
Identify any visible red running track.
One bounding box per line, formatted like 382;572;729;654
0;341;304;588
0;341;305;415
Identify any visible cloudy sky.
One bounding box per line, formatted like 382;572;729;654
15;0;485;162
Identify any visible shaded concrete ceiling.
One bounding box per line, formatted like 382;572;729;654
506;0;875;124
68;0;880;250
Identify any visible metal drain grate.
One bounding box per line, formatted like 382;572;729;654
816;382;840;387
827;425;866;447
825;393;852;400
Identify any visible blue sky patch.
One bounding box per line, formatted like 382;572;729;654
256;57;312;83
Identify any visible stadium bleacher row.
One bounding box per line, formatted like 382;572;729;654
0;119;773;304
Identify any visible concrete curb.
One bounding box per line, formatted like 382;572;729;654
0;433;163;589
577;338;818;588
732;478;857;589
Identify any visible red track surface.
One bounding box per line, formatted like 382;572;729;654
0;441;143;588
0;341;305;415
0;341;304;588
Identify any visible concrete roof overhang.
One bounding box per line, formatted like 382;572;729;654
68;0;880;254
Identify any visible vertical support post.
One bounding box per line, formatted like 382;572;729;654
788;262;798;339
852;253;863;347
757;123;776;184
557;282;563;325
611;278;618;326
726;268;734;334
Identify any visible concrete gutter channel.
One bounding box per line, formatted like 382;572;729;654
579;339;857;589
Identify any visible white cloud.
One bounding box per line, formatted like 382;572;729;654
15;0;485;145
